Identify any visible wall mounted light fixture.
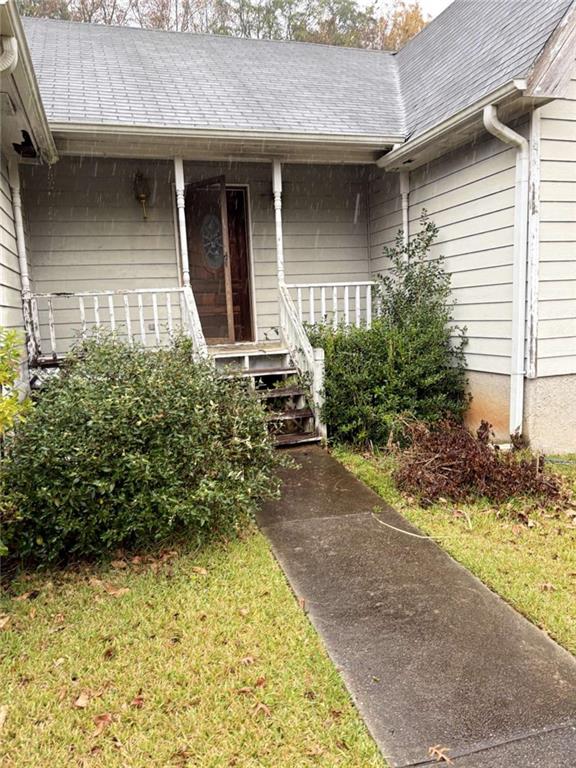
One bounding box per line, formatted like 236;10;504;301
134;171;150;219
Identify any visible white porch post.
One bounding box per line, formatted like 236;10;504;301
173;157;190;287
272;159;285;285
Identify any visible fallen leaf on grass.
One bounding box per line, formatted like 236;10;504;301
0;615;11;631
93;712;114;736
255;676;266;688
74;692;91;709
53;657;66;667
239;607;250;617
14;589;40;602
0;706;8;731
111;560;127;570
251;701;271;718
237;687;253;695
428;744;453;764
240;656;255;666
191;567;208;576
131;691;145;709
103;584;130;598
540;582;556;592
103;647;116;660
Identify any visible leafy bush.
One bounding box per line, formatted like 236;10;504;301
309;217;468;445
0;327;29;436
1;336;281;563
395;419;565;507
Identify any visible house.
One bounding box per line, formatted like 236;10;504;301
1;0;575;451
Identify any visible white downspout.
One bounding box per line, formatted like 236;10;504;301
8;159;36;363
483;104;529;437
399;171;410;246
0;36;18;74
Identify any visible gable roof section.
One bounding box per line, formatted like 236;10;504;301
396;0;574;139
21;18;404;141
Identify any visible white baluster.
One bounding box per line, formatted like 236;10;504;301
355;285;361;326
93;296;100;327
166;292;173;336
47;297;57;356
320;287;326;322
108;295;116;331
366;284;372;329
332;285;338;328
344;285;349;325
123;294;133;345
78;296;87;337
309;286;315;324
297;287;303;321
137;293;146;344
152;293;160;345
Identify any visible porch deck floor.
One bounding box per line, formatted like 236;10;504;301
257;447;576;768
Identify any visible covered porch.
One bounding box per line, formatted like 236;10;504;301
20;155;380;366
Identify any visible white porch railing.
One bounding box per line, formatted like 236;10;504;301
279;283;326;439
29;286;208;363
286;281;376;328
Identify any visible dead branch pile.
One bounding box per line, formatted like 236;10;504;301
394;420;565;507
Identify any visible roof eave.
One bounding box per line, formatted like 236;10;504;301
48;121;405;148
1;0;58;164
376;80;545;171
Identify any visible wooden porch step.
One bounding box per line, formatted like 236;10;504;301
222;367;297;379
275;431;321;447
267;408;313;423
258;386;307;400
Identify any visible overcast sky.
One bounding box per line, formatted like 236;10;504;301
419;0;454;19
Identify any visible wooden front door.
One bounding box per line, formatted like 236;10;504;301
185;179;253;343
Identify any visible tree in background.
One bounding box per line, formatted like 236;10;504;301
18;0;427;49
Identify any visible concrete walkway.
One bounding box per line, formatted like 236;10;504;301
257;447;576;768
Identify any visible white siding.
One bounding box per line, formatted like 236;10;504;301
0;153;23;332
537;71;576;377
369;132;518;375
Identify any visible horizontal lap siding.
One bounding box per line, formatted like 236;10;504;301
369;133;517;374
1;153;23;332
537;73;576;377
23;157;180;351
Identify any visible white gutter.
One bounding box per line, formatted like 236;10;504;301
482;104;529;437
378;80;526;169
49;121;404;148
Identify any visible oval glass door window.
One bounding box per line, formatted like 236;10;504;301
201;213;224;270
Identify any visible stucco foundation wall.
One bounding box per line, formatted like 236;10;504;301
464;370;510;443
524;375;576;454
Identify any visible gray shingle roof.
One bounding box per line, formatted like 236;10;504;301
397;0;574;138
21;0;573;141
21;18;404;138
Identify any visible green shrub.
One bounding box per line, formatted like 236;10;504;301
1;336;281;563
0;327;30;437
309;217;468;445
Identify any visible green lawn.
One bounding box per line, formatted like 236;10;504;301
336;448;576;655
0;533;385;768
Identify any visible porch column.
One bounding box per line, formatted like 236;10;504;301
173;157;190;287
272;159;285;284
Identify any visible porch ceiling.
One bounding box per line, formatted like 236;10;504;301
50;127;395;165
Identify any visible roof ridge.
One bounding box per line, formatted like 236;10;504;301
21;16;396;55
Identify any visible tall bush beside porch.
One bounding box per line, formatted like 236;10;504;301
0;336;281;563
308;218;469;445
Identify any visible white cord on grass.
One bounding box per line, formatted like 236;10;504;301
371;511;437;540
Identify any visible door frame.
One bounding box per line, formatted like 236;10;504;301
174;176;257;344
